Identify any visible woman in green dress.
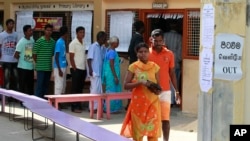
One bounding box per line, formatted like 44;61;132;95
102;36;122;113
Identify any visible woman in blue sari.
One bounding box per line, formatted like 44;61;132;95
102;36;122;113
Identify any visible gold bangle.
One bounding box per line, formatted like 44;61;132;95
175;92;179;93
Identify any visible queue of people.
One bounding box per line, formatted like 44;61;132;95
0;18;182;141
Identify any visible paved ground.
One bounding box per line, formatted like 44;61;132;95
0;103;197;141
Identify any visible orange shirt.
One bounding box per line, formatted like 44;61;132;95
148;46;175;91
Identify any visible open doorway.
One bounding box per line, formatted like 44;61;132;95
140;9;200;112
147;13;183;35
146;12;183;93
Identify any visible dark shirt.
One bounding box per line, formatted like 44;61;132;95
128;32;143;64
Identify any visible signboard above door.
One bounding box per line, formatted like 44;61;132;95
152;2;168;9
33;17;62;31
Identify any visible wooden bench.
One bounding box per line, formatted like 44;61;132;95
1;89;132;120
102;92;132;119
45;94;104;120
45;92;132;120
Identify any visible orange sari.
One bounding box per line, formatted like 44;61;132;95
120;61;161;141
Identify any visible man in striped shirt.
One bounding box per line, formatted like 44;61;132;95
164;21;182;106
33;24;55;98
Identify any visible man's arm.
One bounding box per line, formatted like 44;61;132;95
87;45;94;76
14;40;22;60
109;59;118;84
169;68;181;103
87;59;93;76
14;51;20;59
69;52;76;70
55;52;63;77
33;39;40;63
0;44;2;58
0;33;3;58
32;54;37;63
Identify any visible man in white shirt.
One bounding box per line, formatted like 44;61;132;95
0;19;18;90
69;26;87;113
87;31;107;111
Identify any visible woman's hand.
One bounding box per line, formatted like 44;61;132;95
153;89;162;95
143;80;162;95
139;79;148;86
114;77;119;85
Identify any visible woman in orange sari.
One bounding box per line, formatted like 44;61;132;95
121;42;161;141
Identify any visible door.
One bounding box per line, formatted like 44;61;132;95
139;9;200;110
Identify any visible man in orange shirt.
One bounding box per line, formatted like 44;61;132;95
148;29;181;141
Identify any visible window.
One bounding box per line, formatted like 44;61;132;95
106;9;139;54
183;9;200;59
31;12;72;52
33;11;72;43
106;9;200;59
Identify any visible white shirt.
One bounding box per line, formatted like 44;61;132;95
0;31;18;62
69;38;86;70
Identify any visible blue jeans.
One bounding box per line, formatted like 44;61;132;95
171;68;181;104
35;71;51;99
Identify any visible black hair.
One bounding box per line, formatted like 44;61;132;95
59;26;68;36
133;20;144;31
96;31;107;40
44;24;53;30
23;25;32;33
5;19;14;26
76;26;85;33
151;29;164;37
169;20;178;30
135;42;149;53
